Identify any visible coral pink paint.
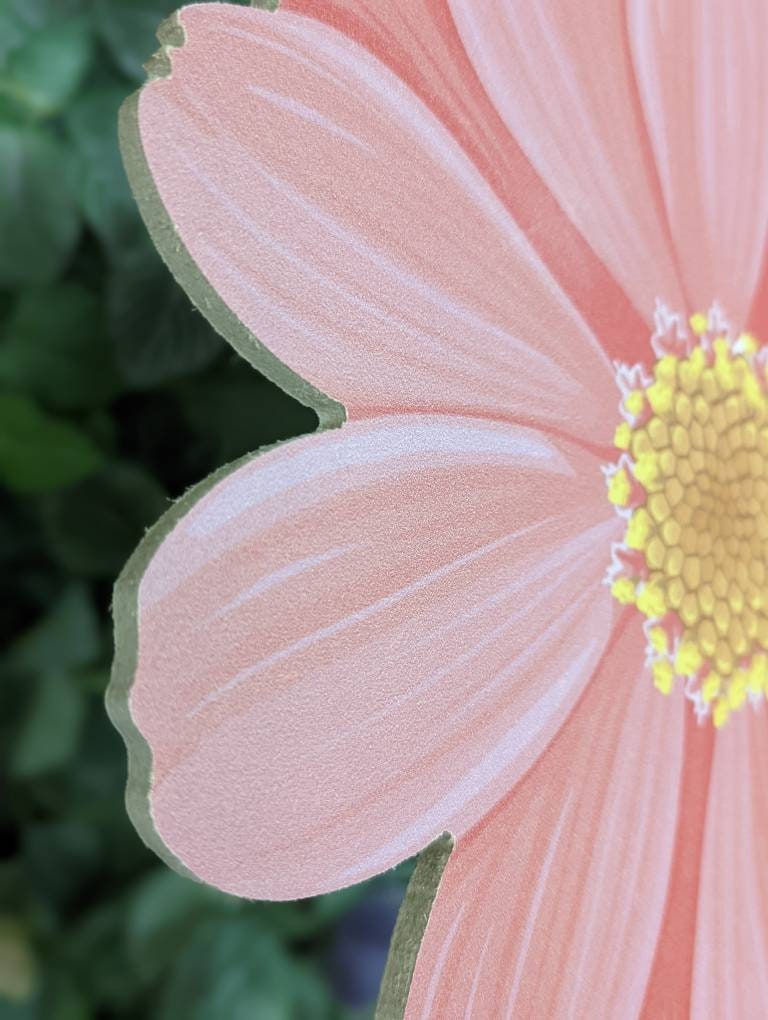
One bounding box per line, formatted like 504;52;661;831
134;416;618;898
121;2;768;1015
405;617;686;1018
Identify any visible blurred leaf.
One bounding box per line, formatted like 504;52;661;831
64;85;145;259
0;917;37;1003
306;886;371;929
0;127;80;287
0;998;35;1019
65;900;138;1010
22;821;100;914
254;887;367;944
92;0;174;81
0;15;28;65
158;917;332;1020
177;361;317;463
9;584;99;673
36;973;89;1020
93;0;248;81
0;0;87;66
0;394;102;494
12;672;85;778
108;245;224;386
0;16;93;119
56;710;126;807
73;667;108;696
327;887;403;1009
0;968;89;1020
0;284;119;410
41;462;167;577
126;869;239;985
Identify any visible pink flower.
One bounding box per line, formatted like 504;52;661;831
109;2;768;1016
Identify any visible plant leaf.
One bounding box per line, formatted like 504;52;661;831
41;463;168;577
12;671;85;777
0;127;80;287
0;283;119;410
0;16;93;119
107;244;225;387
0;394;102;493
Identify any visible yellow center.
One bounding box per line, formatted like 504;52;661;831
607;312;768;726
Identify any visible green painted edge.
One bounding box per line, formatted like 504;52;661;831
375;833;455;1019
119;13;345;431
106;444;295;882
109;4;345;884
107;7;454;1018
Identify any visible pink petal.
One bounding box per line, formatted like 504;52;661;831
135;4;616;442
449;1;687;326
127;415;617;899
628;0;768;328
404;616;686;1019
637;709;714;1017
690;706;768;1017
282;0;650;365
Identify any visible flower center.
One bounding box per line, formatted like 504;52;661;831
606;307;768;727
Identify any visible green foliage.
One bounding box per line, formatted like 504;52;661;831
0;283;119;408
64;84;145;258
0;16;93;119
92;0;181;81
0;128;80;286
0;1;406;1017
0;393;103;493
41;463;168;577
107;242;226;386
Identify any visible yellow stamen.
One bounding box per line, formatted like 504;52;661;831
625;390;645;417
633;452;661;490
713;698;730;728
649;626;668;654
611;577;636;605
652;659;674;695
674;642;702;676
690;311;709;336
614;421;632;450
607;317;768;725
607;468;631;507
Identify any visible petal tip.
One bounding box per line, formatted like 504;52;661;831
143;12;186;83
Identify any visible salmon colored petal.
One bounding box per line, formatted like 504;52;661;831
128;415;618;900
281;0;651;366
449;0;686;326
405;616;686;1019
628;0;768;327
135;4;616;443
691;706;768;1017
637;709;715;1018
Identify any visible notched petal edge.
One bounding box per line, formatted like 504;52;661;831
144;12;185;82
117;9;345;429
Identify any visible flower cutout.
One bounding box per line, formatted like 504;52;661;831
109;2;768;1016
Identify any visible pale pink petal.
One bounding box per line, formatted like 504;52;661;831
136;4;616;442
449;0;687;325
282;0;651;365
405;616;686;1019
130;414;617;899
690;706;768;1017
636;710;714;1017
628;0;768;328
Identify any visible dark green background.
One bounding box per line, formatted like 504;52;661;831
0;1;410;1015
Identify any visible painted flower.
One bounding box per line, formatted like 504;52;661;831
109;1;768;1016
